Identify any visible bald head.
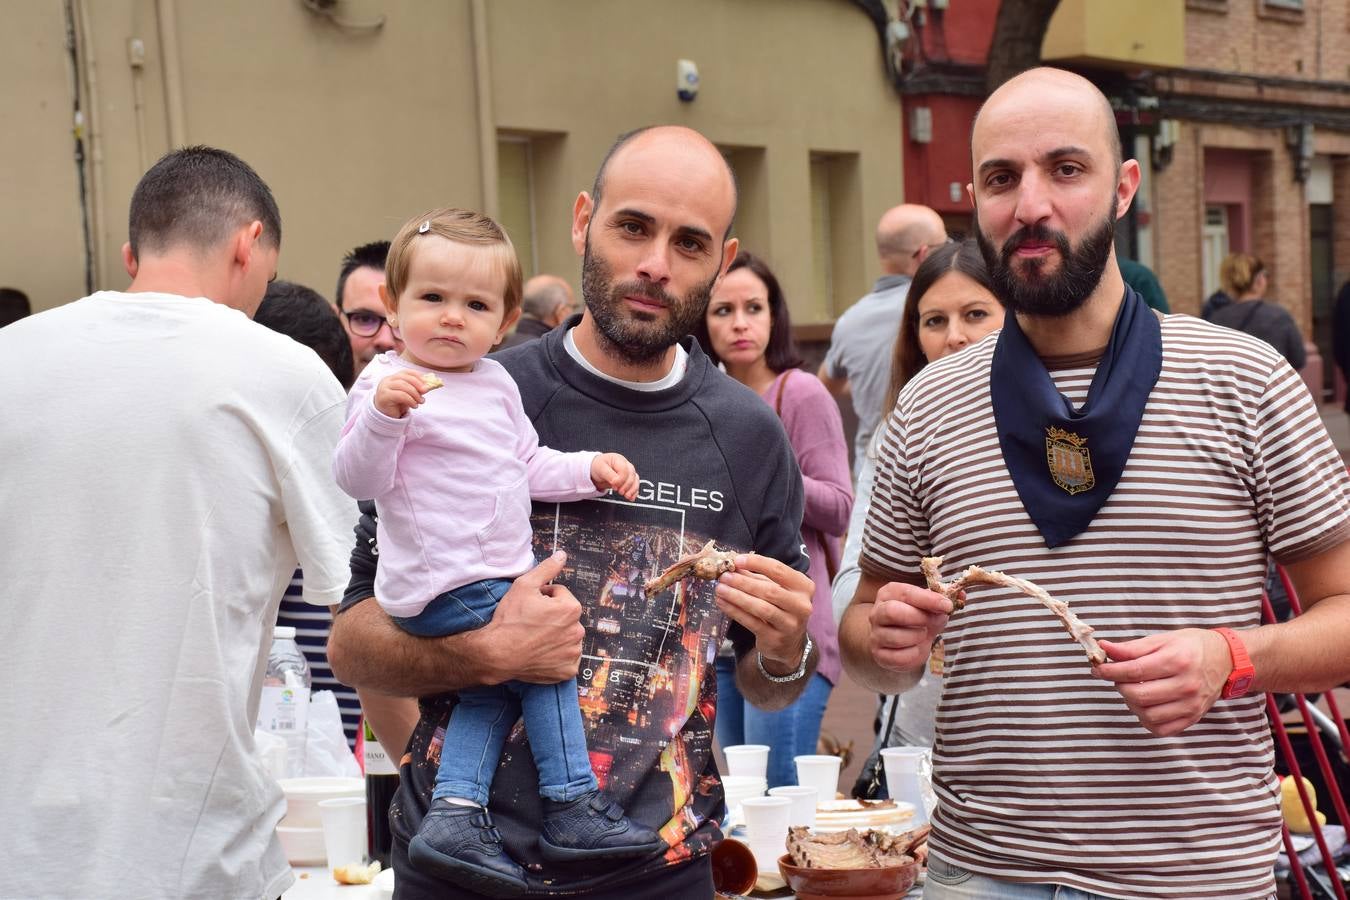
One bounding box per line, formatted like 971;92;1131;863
975;68;1121;172
522;274;577;325
876;204;947;275
591;126;738;238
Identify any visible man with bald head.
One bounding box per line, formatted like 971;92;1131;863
841;68;1350;899
496;273;579;350
329;125;815;898
819;203;946;468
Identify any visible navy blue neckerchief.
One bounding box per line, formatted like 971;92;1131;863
990;287;1162;548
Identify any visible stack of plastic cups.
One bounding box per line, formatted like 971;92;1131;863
722;744;769;825
741;796;792;874
722;775;767;822
880;746;929;827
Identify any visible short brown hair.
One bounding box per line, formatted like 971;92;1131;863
384;208;522;317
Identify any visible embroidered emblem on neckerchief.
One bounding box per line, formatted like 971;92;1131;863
990;286;1162;548
1045;427;1095;495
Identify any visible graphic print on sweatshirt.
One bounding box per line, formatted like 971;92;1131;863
532;495;737;861
419;492;741;869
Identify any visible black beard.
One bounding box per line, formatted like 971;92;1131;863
580;240;716;365
976;203;1117;318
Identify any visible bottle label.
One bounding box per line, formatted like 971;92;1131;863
363;720;398;776
258;685;310;777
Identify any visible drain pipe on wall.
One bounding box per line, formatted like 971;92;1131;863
63;0;95;294
157;0;188;148
470;0;498;219
72;0;108;289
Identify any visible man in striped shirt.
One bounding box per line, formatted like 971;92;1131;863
841;67;1350;900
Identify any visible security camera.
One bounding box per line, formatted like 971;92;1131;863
677;59;699;102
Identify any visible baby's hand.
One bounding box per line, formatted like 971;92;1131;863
374;370;434;419
591;452;639;500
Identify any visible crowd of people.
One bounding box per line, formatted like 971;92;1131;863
3;66;1349;900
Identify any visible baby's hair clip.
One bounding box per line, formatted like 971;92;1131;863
418;220;431;234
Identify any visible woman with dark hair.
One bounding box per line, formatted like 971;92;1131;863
885;238;1004;414
831;239;1004;781
695;251;853;789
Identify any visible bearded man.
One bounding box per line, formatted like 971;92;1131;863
840;68;1350;900
328;125;816;899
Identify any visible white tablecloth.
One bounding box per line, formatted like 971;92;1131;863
282;867;390;899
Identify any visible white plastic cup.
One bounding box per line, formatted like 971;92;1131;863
318;796;367;871
768;785;817;828
793;754;842;803
881;746;929;826
741;795;792;871
723;744;770;779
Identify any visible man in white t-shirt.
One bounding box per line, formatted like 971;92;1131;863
0;146;354;899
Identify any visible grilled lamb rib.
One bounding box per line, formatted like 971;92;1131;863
644;539;737;594
921;556;1108;665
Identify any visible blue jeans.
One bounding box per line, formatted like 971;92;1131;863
394;578;597;806
713;655;833;789
923;855;1121;900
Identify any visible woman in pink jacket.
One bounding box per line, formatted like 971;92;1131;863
695;251;853;788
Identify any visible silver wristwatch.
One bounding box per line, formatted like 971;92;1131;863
755;634;813;683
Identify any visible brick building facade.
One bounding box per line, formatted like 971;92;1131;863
1150;0;1350;396
879;0;1350;398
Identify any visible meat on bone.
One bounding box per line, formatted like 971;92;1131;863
920;556;1108;665
644;539;737;594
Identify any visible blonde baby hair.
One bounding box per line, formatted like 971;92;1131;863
385;207;523;317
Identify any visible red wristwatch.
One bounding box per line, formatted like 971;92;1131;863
1214;627;1256;699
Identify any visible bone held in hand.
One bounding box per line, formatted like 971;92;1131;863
645;539;737;594
920;556;1107;665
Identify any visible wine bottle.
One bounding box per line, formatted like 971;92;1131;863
362;718;398;866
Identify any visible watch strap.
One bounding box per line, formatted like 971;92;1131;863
1214;627;1255;699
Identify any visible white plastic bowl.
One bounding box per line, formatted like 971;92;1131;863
276;824;327;866
278;776;365;829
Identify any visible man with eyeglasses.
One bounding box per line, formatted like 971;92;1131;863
336;240;402;379
818;203;946;471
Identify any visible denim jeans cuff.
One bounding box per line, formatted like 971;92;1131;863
539;775;599;803
432;782;490;807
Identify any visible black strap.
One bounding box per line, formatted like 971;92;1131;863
877;692;902;751
1233;300;1264;334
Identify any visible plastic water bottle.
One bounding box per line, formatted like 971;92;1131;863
257;625;311;778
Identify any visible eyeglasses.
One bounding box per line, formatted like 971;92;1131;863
343;310;399;338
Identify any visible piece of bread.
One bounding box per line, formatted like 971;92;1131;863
332;861;382;884
421;373;444;392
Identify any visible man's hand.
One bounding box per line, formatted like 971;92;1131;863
589;452;639;501
374;369;432;419
1094;629;1232;737
328;552;586;697
868;581;952;673
481;550;586;685
714;553;813;667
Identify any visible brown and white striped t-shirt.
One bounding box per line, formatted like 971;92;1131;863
860;314;1350;900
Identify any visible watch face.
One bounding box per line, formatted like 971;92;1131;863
1231;674;1254;695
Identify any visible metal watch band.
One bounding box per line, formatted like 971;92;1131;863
756;634;813;683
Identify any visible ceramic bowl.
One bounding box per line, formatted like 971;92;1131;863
777;853;919;900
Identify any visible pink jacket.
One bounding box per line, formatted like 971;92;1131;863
333;352;598;617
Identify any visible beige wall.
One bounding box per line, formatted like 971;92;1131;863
5;0;900;326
